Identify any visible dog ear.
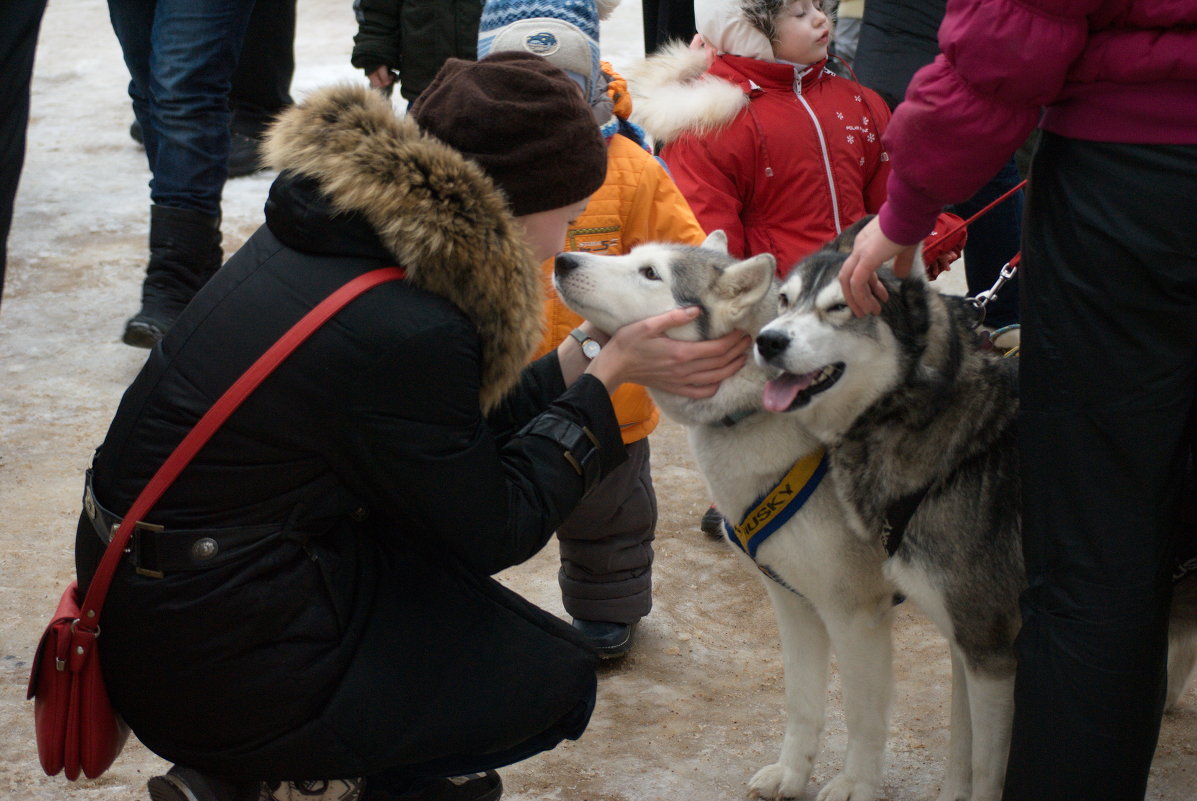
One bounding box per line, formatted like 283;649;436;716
717;253;776;317
701;229;730;254
826;215;876;254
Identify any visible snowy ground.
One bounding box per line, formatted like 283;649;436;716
3;1;1196;800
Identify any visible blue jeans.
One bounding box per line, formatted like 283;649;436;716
949;156;1024;328
108;0;255;216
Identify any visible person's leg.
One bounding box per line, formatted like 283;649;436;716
118;0;255;345
642;0;695;55
949;156;1022;329
228;0;294;135
557;438;656;654
108;0;159;166
1003;134;1197;801
145;0;255;214
224;0;294;177
0;0;49;310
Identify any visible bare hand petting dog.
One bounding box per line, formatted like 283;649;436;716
567;307;751;398
839;216;918;316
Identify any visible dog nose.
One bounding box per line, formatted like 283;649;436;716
756;330;790;362
554;253;579;277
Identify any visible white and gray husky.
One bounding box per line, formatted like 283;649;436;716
555;225;1197;801
754;218;1197;801
555;230;897;801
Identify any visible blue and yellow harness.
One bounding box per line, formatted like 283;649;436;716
722;449;828;595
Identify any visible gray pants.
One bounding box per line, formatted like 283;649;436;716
557;437;656;623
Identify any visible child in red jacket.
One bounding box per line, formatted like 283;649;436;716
631;0;894;276
632;0;959;536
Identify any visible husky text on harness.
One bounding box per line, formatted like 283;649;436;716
724;448;828;559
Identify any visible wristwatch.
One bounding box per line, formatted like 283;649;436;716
569;327;602;360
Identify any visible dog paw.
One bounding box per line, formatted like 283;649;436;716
748;762;810;800
815;774;877;801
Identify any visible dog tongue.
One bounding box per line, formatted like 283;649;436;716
763;371;817;412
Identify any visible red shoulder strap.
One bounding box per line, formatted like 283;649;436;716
78;267;406;628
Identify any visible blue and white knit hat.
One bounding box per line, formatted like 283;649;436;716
477;0;620;120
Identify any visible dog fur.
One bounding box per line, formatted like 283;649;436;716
554;231;897;801
754;218;1197;801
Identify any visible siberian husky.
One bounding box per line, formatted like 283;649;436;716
554;231;897;801
754;218;1197;801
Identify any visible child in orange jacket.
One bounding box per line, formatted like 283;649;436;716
479;0;707;658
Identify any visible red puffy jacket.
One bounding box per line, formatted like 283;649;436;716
632;44;892;276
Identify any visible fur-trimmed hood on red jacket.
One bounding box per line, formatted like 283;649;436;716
628;43;891;272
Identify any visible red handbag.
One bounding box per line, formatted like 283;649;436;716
27;267;406;780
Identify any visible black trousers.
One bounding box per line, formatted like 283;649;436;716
641;0;695;55
1003;133;1197;800
229;0;295;134
0;0;49;310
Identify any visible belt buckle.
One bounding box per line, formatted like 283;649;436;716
131;521;167;579
83;482;98;525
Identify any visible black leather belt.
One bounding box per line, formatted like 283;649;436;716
83;469;282;578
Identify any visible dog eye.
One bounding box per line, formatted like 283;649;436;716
639;266;661;281
827;303;848;314
778;293;791;309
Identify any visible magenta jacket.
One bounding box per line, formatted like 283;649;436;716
878;0;1197;245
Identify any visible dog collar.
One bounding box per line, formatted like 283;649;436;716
724;448;828;558
715;408;758;427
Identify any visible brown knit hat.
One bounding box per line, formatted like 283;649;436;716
409;51;607;216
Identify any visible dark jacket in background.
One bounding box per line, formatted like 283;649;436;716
351;0;483;102
75;85;625;783
852;0;945;110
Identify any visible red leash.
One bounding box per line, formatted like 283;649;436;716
923;179;1027;265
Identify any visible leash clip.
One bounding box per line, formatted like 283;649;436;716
967;256;1020;328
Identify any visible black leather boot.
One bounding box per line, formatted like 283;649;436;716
123;204;222;348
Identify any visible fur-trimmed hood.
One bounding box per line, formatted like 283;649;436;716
627;42;749;146
629;41;829;147
262;84;542;412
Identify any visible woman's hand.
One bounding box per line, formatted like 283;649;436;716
584;307;751;398
839;216;917;316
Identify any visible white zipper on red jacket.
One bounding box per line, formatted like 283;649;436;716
792;65;842;235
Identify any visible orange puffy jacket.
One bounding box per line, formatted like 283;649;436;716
533;126;707;444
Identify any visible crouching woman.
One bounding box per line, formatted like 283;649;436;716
74;53;749;801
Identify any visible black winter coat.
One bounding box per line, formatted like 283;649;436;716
351;0;483;102
74;85;625;782
852;0;946;110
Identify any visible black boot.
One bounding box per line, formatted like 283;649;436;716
227;130;266;178
571;618;638;659
123;205;222;348
147;765;260;801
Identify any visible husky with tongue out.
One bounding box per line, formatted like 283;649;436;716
754;218;1024;801
755;218;1197;801
554;229;898;801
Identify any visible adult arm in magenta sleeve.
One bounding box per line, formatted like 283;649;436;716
876;0;1094;245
